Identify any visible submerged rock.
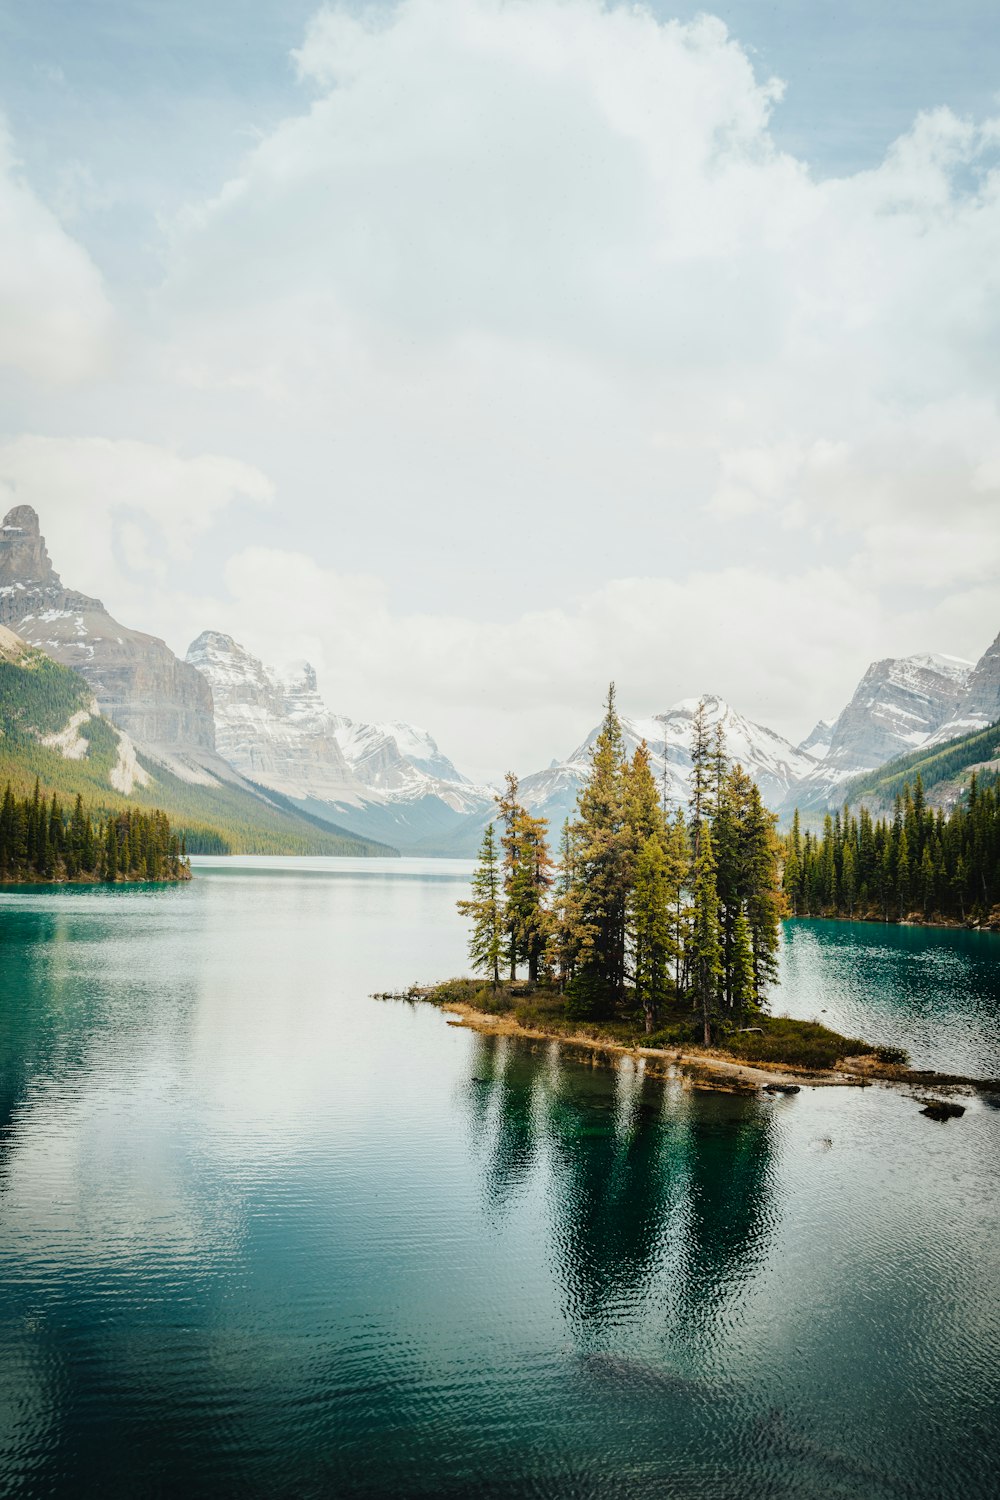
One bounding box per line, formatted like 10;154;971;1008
919;1099;965;1121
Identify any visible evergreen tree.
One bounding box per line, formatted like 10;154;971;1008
689;819;722;1045
457;823;504;988
629;834;674;1033
729;903;756;1015
569;683;630;1016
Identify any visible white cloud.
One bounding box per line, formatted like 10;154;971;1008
212;542;986;781
0;121;114;381
2;2;999;778
0;436;273;629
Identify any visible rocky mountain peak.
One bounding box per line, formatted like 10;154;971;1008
927;630;1000;743
1;504;61;587
1;507;215;754
823;652;973;773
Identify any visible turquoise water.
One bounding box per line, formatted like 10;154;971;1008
1;857;998;1498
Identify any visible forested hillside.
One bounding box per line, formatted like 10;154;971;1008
838;720;1000;812
784;773;1000;925
0;629;396;857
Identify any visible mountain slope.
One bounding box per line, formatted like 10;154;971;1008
785;652;973;813
0;627;395;856
837;720;1000;814
186;629;495;852
1;505;216;756
926;630;1000;744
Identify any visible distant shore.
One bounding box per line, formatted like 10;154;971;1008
0;869;192;887
378;980;998;1100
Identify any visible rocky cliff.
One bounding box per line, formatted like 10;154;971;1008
822;653;971;772
927;631;1000;743
186;631;494;849
1;505;216;755
186;631;364;804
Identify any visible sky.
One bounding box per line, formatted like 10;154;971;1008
0;0;998;783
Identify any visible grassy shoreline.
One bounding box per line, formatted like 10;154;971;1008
382;979;997;1096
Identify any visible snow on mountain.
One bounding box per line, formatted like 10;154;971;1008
925;631;1000;745
798;719;834;760
186;632;365;804
516;694;820;831
2;505;217;760
330;714;477;808
787;651;974;811
186;632;494;838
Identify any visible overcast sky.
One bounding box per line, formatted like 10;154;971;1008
1;0;998;782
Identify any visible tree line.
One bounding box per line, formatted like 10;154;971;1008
459;688;783;1041
0;780;190;883
783;773;1000;924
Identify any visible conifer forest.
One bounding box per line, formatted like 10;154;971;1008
783;774;1000;925
0;780;190;884
458;688;784;1043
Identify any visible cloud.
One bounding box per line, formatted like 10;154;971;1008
154;4;1000;579
0;435;273;628
0;121;114;381
212;542;984;782
2;2;999;778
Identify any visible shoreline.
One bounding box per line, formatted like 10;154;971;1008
786;912;1000;934
382;989;998;1100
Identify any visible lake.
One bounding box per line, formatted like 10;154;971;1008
1;857;998;1498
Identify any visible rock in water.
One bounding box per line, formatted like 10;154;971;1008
919;1099;965;1121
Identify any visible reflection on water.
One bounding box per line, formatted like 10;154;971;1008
781;918;1000;1075
0;862;998;1498
466;1033;777;1350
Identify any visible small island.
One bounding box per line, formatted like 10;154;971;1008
395;688;997;1105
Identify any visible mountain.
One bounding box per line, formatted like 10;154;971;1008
0;626;394;856
186;631;362;804
823;653;971;770
1;505;215;762
798;719;834;759
186;631;495;852
431;694;822;856
926;630;1000;745
786;652;973;813
838;719;1000;815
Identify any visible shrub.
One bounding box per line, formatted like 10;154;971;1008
874;1044;910;1066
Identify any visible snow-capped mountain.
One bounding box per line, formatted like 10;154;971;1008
330;715;474;805
925;630;1000;745
798;719;834;760
186;632;363;804
186;631;495;849
0;504;227;777
510;695;820;836
824;653;971;770
787;651;973;811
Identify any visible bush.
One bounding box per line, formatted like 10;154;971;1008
874;1044;910;1066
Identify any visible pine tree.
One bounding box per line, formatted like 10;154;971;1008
496;772;524;980
689;819;722;1045
457;823;504;988
507;807;554;983
552;819;586;989
730;903;756;1015
629;834;674;1033
569;683;630;1016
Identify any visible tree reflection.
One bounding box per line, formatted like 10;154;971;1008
462;1036;777;1344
